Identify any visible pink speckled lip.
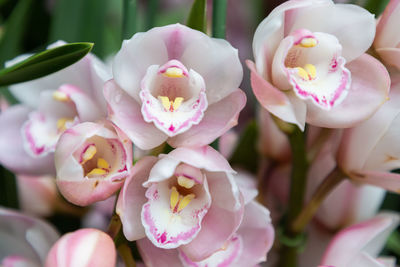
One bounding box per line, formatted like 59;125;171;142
139;63;208;137
141;202;204;248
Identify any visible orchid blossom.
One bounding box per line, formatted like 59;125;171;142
117;146;244;261
55;121;132;206
136;170;275;267
105;23;246;150
0;207;59;267
248;0;390;130
374;0;400;70
320;213;399;267
0;42;110;175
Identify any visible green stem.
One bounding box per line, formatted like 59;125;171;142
107;213;122;239
118;243;136;267
212;0;227;38
0;165;19;209
146;0;159;30
291;167;345;234
122;0;137;41
279;127;308;267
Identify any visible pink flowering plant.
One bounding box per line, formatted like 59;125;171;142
1;0;400;267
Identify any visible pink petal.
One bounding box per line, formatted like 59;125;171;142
104;80;168;150
234;171;258;205
137;238;182;267
349;170;400;193
338;86;400;172
287;2;375;62
321;213;400;267
247;60;306;130
168;89;246;147
306;54;390;128
252;0;314;80
0;105;55;175
117;157;158;241
179;28;243;105
375;0;400;48
0;207;60;264
258;108;290;161
55;121;131;206
179;172;244;261
235;201;274;266
376;48;400;71
166;146;235;175
45;228;116;267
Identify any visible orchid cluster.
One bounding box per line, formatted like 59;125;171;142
0;0;400;266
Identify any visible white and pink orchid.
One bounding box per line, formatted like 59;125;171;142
374;0;400;70
105;23;246;150
0;207;59;267
55;121;132;206
0;43;110;175
136;170;275;267
338;73;400;193
320;213;399;267
117;146;245;261
248;0;390;130
45;228;116;267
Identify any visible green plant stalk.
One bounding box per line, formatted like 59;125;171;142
122;0;137;41
291;167;345;234
187;0;207;33
146;0;159;30
212;0;227;38
279;127;308;267
118;243;136;267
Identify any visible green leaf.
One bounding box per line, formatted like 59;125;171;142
122;0;138;41
0;42;93;86
229;120;260;173
49;0;107;57
0;0;33;65
212;0;227;38
187;0;207;33
364;0;390;16
0;165;18;209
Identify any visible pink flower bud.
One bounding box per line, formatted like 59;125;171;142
45;228;116;267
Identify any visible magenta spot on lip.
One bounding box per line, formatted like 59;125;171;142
168;125;175;132
23;114;48;156
142;201;205;247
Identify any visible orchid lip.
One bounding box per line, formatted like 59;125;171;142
277;29;351;110
140;60;208;136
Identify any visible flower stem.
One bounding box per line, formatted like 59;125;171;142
107;213;122;239
146;0;159;30
279;126;308;267
212;0;227;38
122;0;137;41
291;167;345;234
118;243;136;267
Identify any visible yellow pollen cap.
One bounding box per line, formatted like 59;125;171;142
82;144;97;164
177;176;195;189
57;118;73;132
177;194;195;212
87;168;108;177
53;91;69;102
164;67;184;78
300;37;317;48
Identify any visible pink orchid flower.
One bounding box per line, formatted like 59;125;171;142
55;121;132;206
0;207;59;267
104;23;246;150
117;146;244;261
45;228;116;267
374;0;400;70
0;42;110;175
338;73;400;193
136;170;275;267
248;0;390;130
306;129;386;230
320;213;399;267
